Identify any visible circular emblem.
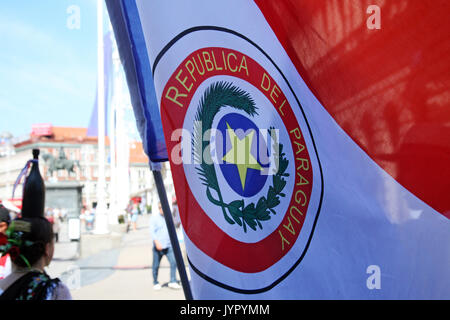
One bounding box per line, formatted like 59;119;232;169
155;27;323;293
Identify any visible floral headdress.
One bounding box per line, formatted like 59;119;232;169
0;220;33;268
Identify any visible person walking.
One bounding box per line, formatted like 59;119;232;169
149;203;180;290
52;209;61;243
130;203;139;231
85;207;95;232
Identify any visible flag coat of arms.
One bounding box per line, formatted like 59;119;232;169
107;0;450;299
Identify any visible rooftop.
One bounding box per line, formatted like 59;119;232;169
14;125;149;165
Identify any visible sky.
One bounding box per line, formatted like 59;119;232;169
0;0;138;139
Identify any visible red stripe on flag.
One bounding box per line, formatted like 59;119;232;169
255;0;450;218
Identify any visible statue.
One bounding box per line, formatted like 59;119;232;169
58;147;67;161
42;147;80;177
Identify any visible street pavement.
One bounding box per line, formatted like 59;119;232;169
46;214;188;300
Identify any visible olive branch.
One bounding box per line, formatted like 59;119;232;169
193;81;289;232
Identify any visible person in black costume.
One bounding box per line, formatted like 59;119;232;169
0;149;72;300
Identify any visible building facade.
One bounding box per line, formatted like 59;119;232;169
0;125;159;212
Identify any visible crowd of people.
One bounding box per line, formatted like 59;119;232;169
79;206;96;232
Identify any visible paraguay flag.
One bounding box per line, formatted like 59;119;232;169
106;0;450;299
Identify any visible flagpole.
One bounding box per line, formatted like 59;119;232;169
94;0;109;234
151;163;193;300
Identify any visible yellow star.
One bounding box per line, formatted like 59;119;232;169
222;122;262;190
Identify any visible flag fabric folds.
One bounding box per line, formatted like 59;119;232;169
87;32;113;137
106;0;450;299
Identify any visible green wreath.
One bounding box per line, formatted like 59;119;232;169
193;81;289;232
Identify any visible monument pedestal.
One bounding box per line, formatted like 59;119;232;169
45;181;83;241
